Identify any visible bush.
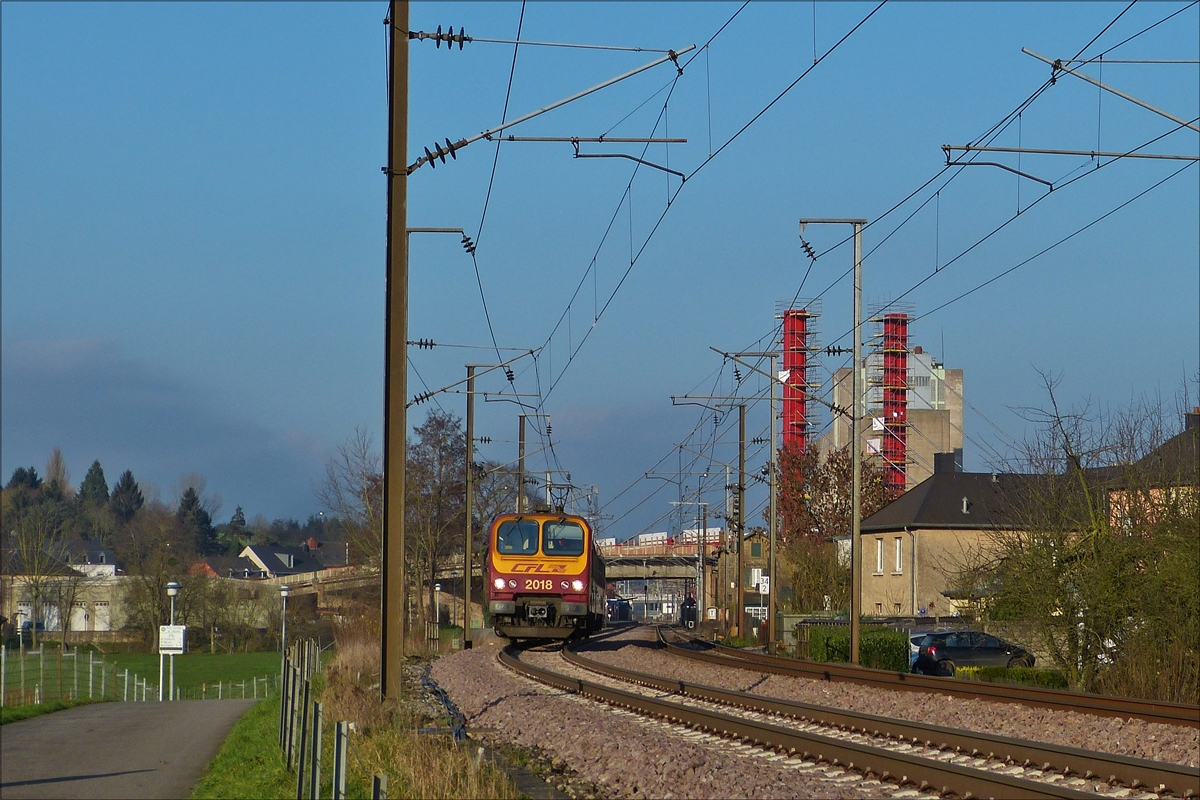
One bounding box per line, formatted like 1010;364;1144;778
955;665;1068;690
806;625;908;672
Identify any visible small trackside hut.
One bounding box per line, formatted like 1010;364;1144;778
486;512;606;640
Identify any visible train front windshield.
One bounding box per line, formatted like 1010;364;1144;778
496;519;539;555
543;520;585;556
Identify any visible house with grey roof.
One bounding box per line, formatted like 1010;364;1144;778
858;453;1027;618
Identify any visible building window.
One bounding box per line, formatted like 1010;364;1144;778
875;538;884;574
874;602;883;615
894;537;903;574
751;542;762;558
894;603;902;615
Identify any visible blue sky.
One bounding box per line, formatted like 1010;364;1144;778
3;2;1197;536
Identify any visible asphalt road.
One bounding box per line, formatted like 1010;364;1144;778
0;699;256;799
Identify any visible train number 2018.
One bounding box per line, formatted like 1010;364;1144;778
524;579;554;591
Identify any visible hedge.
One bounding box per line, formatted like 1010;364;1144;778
807;625;909;672
955;665;1068;690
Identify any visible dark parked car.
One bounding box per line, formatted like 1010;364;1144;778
912;631;1034;676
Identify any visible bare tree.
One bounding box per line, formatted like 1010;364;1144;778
3;505;78;647
978;375;1199;700
318;428;384;569
45;447;74;500
406;411;466;623
114;503;196;646
774;443;897;614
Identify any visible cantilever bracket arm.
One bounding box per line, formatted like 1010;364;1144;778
575;151;686;180
945;156;1053;189
407;44;695;175
711;347;852;420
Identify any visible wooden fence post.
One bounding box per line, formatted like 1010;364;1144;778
295;679;310;800
333;721;348;800
310;701;323;800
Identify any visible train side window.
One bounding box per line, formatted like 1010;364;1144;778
496;520;539;555
543;520;585;556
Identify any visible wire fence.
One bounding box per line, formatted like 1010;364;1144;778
280;638;389;800
1;643;280;706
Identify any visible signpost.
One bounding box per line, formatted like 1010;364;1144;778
158;625;185;701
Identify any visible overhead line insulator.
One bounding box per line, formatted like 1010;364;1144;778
409;26;470;50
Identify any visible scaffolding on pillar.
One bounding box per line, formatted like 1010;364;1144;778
776;300;822;455
868;303;913;495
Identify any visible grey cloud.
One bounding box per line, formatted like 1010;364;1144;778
1;338;328;520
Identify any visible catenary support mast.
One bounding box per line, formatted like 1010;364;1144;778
382;0;410;700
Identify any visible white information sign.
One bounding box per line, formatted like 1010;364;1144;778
159;624;186;655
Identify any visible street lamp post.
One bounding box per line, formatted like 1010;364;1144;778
279;585;291;689
165;581;180;701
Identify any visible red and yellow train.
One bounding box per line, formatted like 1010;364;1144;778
486;511;606;640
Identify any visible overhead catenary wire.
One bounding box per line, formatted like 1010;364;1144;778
615;1;1186;529
819;117;1200;350
912;160;1196;324
536;2;884;406
468;1;526;376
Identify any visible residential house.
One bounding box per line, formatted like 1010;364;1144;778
858;454;1025;618
238;543;326;579
2;539;129;635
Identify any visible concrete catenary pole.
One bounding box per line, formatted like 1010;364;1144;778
801;217;868;662
736;404;746;636
464;365;476;640
382;0;410;700
769;353;778;653
850;221;864;665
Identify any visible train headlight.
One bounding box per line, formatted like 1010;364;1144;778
571;579;585;592
508;579;517;589
493;578;506;590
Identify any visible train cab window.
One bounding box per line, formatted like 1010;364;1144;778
496;519;539;555
543;520;585;556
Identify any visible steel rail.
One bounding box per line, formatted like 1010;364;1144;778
662;630;1200;730
561;643;1200;798
499;645;1094;799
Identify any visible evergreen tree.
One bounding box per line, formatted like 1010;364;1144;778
109;470;144;522
78;461;110;504
216;505;249;555
178;487;217;554
6;466;42;491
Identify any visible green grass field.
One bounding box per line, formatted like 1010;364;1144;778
110;651;283;689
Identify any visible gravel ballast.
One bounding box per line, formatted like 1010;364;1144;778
431;633;936;799
430;625;1197;798
575;626;1200;768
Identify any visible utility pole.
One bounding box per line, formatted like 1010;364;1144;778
851;222;863;666
699;502;707;625
464;365;476;645
736;404;746;637
382;0;409;701
712;351;779;650
768;353;778;653
798;217;867;664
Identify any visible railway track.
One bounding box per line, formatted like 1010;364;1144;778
662;629;1200;730
561;636;1199;799
502;641;1122;799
